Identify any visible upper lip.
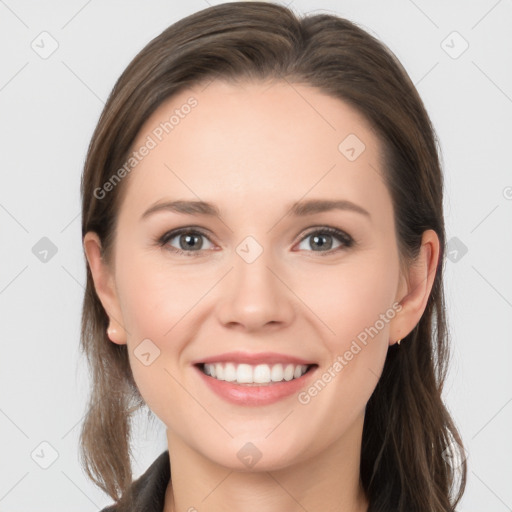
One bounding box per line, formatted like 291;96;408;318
192;351;316;366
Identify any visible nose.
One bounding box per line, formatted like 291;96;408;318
216;243;296;332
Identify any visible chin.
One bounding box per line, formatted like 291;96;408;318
200;434;312;473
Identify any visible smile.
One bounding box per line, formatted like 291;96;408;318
194;362;318;406
199;362;313;385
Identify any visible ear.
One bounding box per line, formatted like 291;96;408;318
83;231;127;345
389;229;440;346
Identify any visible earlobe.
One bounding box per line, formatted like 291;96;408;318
389;229;440;345
106;322;126;345
83;232;127;345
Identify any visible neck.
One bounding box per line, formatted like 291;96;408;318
163;413;369;512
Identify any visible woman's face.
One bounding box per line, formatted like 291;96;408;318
87;79;419;471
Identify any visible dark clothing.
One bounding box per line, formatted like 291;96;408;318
100;450;170;512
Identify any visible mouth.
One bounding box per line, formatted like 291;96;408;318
195;362;318;386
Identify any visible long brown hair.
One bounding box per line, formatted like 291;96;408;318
79;2;467;510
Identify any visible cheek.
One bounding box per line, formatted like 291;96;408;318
116;248;203;340
304;251;398;405
293;254;397;431
114;247;226;398
115;254;204;415
307;252;399;347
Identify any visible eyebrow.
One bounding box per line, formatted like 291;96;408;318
141;198;371;220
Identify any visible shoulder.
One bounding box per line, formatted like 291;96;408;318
99;450;170;512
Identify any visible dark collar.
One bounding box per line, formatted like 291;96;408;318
101;450;170;512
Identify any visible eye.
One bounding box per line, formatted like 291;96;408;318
159;228;215;256
158;226;354;257
295;227;354;254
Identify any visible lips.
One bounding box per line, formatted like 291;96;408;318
191;351;316;366
191;351;319;406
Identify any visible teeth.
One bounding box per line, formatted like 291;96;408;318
254;364;271;383
202;362;309;384
224;362;236;382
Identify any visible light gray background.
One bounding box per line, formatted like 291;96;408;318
1;1;511;511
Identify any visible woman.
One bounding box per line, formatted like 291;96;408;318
79;2;467;511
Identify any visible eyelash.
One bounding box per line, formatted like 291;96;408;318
157;226;355;257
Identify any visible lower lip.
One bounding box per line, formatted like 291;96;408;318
194;365;318;406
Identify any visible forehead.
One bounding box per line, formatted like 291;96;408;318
121;79;388;219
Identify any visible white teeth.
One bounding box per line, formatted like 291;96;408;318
253;364;271;383
293;365;303;379
202;362;310;384
224;362;236;382
283;364;295;381
237;364;253;383
271;364;284;382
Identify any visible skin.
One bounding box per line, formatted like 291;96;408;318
84;79;439;512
